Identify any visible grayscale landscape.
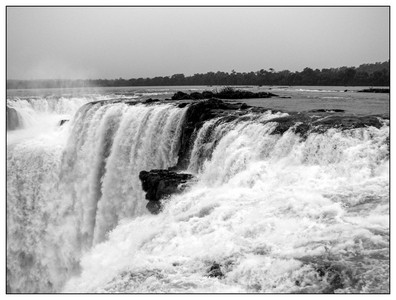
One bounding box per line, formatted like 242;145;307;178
6;6;389;293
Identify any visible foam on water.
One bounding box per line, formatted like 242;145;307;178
63;116;389;293
7;102;188;292
6;94;389;293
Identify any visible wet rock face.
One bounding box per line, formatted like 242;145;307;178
175;98;254;169
7;107;22;130
174;98;386;168
139;169;194;201
139;170;194;214
146;201;162;215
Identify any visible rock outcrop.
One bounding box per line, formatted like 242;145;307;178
207;263;224;278
138;97;387;214
59;119;69;126
171;88;277;100
139;169;194;214
7;107;22;130
358;88;389;93
266;113;384;138
175;98;254;169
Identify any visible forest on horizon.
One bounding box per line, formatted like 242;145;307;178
7;61;389;89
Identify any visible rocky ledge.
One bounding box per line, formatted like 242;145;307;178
171;87;277;100
138;98;387;214
175;98;258;169
357;88;389;93
139;169;194;214
268;114;384;137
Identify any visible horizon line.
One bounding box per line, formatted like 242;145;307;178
6;60;389;82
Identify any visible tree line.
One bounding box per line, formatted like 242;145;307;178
7;61;389;89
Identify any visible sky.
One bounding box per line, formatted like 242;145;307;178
7;6;389;80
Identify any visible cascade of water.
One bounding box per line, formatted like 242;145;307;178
6;97;94;129
63;117;389;293
6;95;389;293
6;102;188;292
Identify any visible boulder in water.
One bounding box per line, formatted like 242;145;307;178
139;169;194;202
207;263;224;278
146;201;162;214
59;119;69;126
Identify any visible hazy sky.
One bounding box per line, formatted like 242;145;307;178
7;7;389;80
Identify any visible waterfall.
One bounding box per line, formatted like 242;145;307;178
6;97;389;293
6;97;94;129
7;102;188;292
63;113;389;293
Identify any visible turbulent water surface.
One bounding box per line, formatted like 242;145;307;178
6;86;389;293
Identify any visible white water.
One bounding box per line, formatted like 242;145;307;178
7;100;188;292
7;96;389;293
64;114;389;293
6;97;95;144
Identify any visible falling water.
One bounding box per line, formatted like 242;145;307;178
7;95;389;293
7;101;188;292
63;114;389;293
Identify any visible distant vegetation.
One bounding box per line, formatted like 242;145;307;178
7;61;389;89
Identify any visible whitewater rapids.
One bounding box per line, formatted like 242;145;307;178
7;97;389;293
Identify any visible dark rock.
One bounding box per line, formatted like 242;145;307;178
170;88;277;101
139;169;194;202
357;88;389;93
145;98;160;104
177;103;188;108
202;91;214;98
7;107;22;130
207;263;224;278
59;119;69;126
171;91;192;100
269;115;311;136
312;115;382;132
309;109;345;113
240;103;249;110
267;113;383;138
190;92;204;100
216;87;277;99
146;201;162;214
175;98;245;169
